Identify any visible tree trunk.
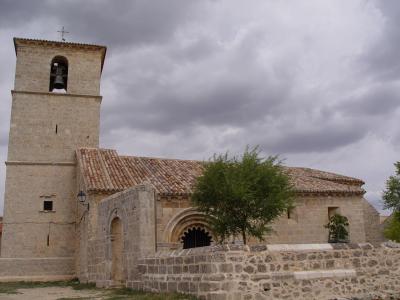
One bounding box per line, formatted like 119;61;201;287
242;230;247;245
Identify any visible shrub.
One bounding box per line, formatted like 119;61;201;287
324;214;349;243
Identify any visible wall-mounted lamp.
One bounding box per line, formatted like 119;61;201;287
77;190;89;210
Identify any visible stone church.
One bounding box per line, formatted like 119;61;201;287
0;38;383;284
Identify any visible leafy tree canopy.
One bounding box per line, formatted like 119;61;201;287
383;162;400;218
191;147;294;245
324;214;349;243
384;212;400;242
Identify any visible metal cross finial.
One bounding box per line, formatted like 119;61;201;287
57;26;69;42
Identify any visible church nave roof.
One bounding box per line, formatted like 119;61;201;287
76;148;365;196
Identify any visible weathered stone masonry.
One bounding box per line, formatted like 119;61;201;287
138;244;400;300
84;184;157;288
0;257;74;282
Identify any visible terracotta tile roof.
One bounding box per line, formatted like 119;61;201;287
77;148;365;196
284;167;364;195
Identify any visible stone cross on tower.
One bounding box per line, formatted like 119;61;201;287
57;26;69;41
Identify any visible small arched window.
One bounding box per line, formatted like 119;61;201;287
49;56;68;92
181;227;212;249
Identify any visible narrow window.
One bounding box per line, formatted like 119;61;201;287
43;200;53;211
328;207;339;219
47;234;50;246
49;56;68;92
55;124;58;134
287;207;297;221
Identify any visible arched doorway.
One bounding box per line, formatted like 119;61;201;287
181;227;212;249
110;217;125;284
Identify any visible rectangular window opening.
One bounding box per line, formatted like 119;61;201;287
328;207;340;219
47;234;50;246
55;124;58;134
287;207;297;222
43;200;53;211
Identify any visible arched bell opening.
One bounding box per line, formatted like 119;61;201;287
181;226;212;249
49;56;68;92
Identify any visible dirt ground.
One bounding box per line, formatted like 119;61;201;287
0;286;108;300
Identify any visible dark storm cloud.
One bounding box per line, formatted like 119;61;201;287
362;0;400;81
0;0;202;48
0;0;399;213
337;83;400;117
0;0;44;27
55;0;202;47
168;36;219;63
100;24;297;135
0;1;396;155
263;123;367;154
103;72;290;133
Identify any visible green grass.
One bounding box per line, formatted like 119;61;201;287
57;298;95;300
106;288;197;300
0;280;198;300
0;279;97;294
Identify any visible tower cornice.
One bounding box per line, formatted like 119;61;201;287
13;37;107;72
5;161;76;166
11;90;103;102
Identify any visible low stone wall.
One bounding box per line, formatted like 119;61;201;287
138;243;400;300
0;257;75;282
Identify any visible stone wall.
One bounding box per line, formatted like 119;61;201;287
156;194;379;249
1;164;77;258
0;217;2;255
266;195;368;244
8;92;101;162
138;243;400;300
0;257;74;282
362;199;385;244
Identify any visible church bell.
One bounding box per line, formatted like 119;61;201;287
53;65;65;90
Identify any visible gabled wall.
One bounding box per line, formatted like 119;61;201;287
362;198;385;244
83;184;156;287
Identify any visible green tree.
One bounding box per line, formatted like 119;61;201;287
324;214;349;243
191;147;294;245
384;212;400;242
383;162;400;215
383;162;400;241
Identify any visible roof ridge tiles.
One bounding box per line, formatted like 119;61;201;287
14;37;106;49
119;154;200;163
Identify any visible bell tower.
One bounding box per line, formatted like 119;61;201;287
1;38;106;258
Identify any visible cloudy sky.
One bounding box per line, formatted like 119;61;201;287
0;0;399;214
